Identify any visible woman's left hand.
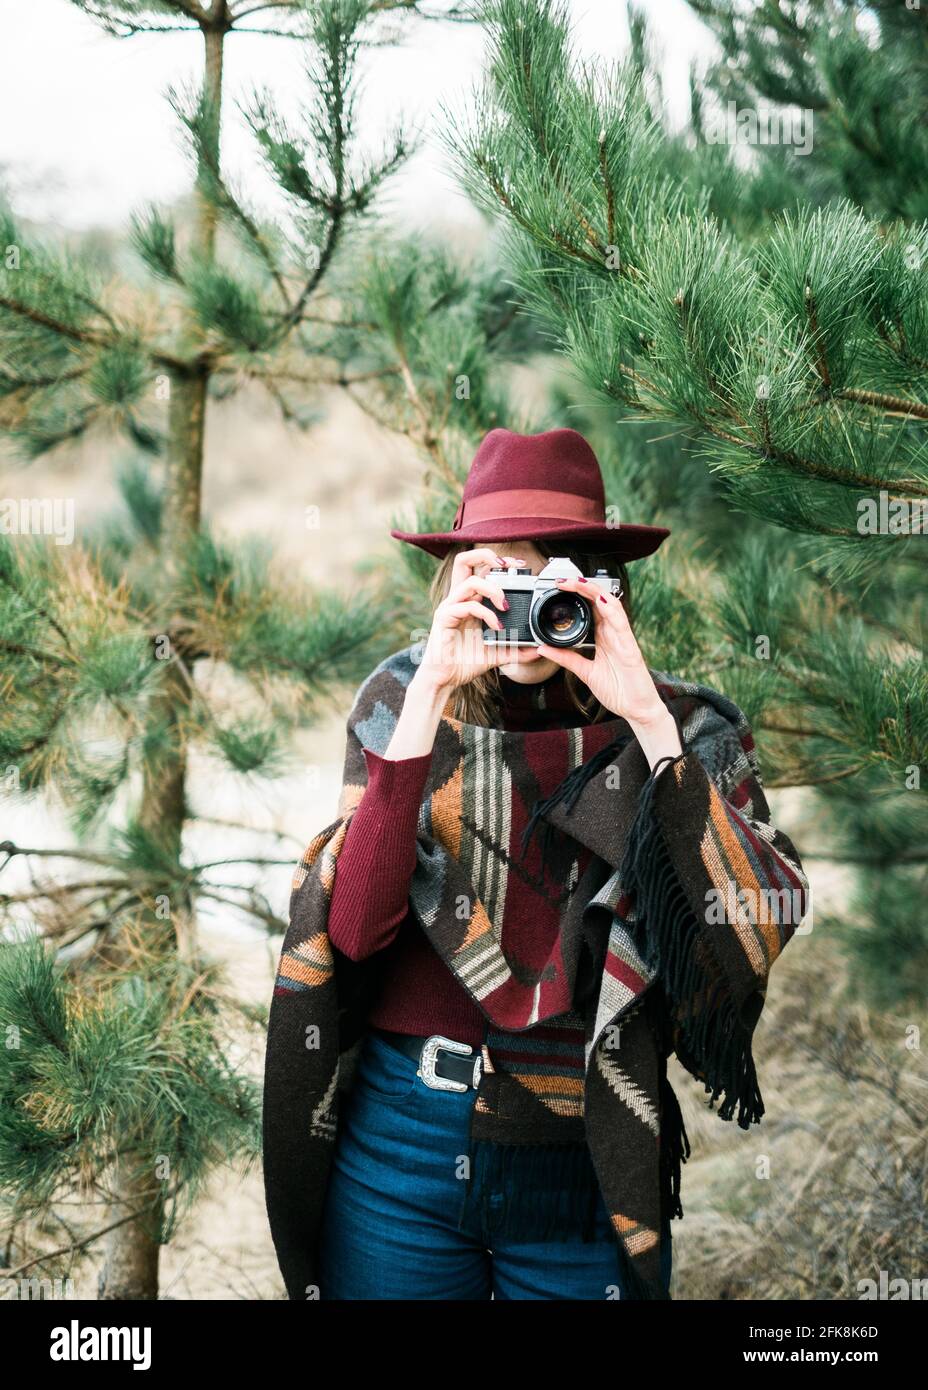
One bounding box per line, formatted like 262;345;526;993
536;576;683;770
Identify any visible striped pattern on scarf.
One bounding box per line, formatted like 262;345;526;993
263;644;808;1300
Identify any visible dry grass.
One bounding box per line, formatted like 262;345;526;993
668;833;927;1301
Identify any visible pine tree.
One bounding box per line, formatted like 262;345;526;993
0;0;498;1299
689;0;928;222
447;0;928;1002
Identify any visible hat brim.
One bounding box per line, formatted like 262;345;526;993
390;518;670;562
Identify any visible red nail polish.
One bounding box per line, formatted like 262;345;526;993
598;594;608;603
578;577;588;583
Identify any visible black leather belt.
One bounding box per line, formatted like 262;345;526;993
372;1028;483;1092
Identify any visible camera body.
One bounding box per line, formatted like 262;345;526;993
479;557;622;650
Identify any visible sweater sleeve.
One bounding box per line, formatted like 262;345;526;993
327;746;434;961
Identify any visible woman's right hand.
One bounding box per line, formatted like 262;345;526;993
412;547;521;695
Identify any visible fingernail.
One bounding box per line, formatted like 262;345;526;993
502;598;510;609
578;577;588;583
555;577;567;583
598;594;608;603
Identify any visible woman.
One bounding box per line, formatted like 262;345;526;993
262;427;809;1302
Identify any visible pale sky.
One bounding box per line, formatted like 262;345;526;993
0;0;716;232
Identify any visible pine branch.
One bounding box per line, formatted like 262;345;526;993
191;814;303;845
804;286;832;391
836;389;928;421
183;115;292;304
162;0;209;22
68;1;209;35
196;855;296;870
0;296;114;351
232;0;299;14
270;214;343;339
0;1184;183;1281
0;639;72;667
0;293;192;374
213;361;400;388
598;127;616;248
258;374;302;423
0;843;129;871
225;24;301;34
49;897;145;946
231;0;302;15
198;887;287;932
0;366;88;390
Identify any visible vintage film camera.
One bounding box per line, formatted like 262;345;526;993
479;557;622;650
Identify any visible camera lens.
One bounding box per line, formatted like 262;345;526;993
532;590;591;647
546;600;578;633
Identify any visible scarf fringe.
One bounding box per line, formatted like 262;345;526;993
521;737;764;1129
621;766;765;1130
659;1068;691;1221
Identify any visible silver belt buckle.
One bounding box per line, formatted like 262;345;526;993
418;1034;483;1092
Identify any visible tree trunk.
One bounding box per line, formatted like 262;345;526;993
138;365;207;963
97;1156;164;1302
136;12;223;952
196;20;225;261
99;17;226;1301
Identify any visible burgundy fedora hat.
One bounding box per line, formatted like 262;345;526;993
390;427;670;561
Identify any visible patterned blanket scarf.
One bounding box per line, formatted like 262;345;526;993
262;644;808;1300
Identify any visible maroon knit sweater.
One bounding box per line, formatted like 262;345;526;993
328;665;596;1045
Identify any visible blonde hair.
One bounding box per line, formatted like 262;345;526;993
428;540;634;727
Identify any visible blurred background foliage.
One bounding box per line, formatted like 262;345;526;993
0;0;924;1299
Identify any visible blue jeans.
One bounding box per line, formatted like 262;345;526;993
318;1029;672;1300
